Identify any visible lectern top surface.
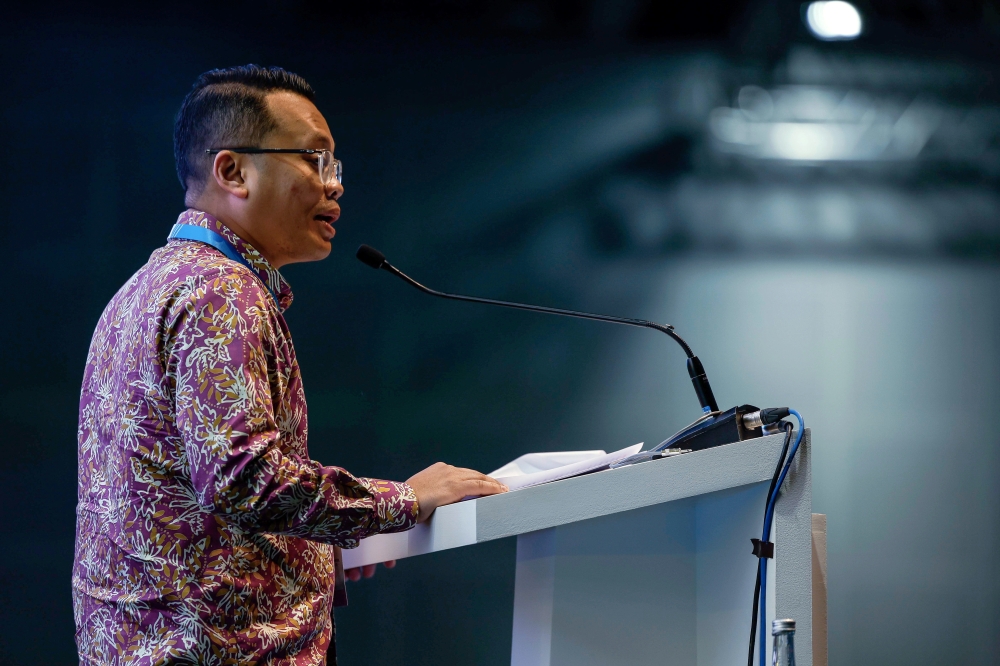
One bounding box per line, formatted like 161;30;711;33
474;431;805;541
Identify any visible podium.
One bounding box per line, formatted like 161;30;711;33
343;431;813;666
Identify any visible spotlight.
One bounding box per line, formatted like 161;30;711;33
804;1;862;41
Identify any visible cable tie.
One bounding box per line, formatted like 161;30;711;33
751;538;774;559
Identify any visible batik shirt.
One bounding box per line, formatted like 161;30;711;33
73;209;419;665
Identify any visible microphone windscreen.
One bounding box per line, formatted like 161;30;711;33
356;244;386;269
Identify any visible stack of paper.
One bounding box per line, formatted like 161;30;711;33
488;443;643;491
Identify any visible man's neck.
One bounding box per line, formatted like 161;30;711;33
187;199;281;268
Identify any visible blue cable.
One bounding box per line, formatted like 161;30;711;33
758;409;805;666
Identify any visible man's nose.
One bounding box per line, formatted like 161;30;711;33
326;180;344;200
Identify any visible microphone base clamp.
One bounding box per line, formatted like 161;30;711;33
611;404;764;469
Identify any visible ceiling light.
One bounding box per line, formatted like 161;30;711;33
805;1;862;41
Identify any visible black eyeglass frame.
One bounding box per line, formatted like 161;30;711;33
204;148;342;184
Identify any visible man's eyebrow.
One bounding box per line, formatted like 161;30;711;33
306;134;333;149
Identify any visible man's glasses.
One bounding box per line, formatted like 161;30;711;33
205;148;342;186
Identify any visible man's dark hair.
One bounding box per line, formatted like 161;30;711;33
173;65;316;194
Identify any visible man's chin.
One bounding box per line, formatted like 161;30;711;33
285;240;332;266
310;240;333;262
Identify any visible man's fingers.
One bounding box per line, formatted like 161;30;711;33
476;473;508;492
460;475;507;498
479;477;508;493
346;562;395;582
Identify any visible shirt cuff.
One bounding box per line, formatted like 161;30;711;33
358;477;420;535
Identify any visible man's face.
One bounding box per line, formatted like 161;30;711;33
243;91;343;267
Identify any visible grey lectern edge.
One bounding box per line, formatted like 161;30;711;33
342;430;812;666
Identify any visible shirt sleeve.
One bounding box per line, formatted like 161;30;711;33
167;270;418;548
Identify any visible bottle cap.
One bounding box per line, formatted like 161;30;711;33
772;619;796;634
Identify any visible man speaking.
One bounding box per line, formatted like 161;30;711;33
72;65;507;665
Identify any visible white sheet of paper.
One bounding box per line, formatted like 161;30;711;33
489;450;607;478
490;443;643;491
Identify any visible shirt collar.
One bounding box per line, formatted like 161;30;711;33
173;209;294;312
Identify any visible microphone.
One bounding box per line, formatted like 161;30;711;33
356;244;720;414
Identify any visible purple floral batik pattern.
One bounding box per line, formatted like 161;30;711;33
73;209;418;665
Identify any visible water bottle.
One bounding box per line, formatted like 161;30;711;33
771;618;796;666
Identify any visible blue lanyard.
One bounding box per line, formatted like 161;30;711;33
168;224;280;306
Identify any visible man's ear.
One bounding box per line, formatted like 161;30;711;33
211;151;250;199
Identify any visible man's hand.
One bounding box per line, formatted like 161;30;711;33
406;462;508;523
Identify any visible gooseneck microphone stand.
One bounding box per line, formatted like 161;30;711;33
355;244;719;414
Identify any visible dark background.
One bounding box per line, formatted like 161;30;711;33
2;0;999;663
